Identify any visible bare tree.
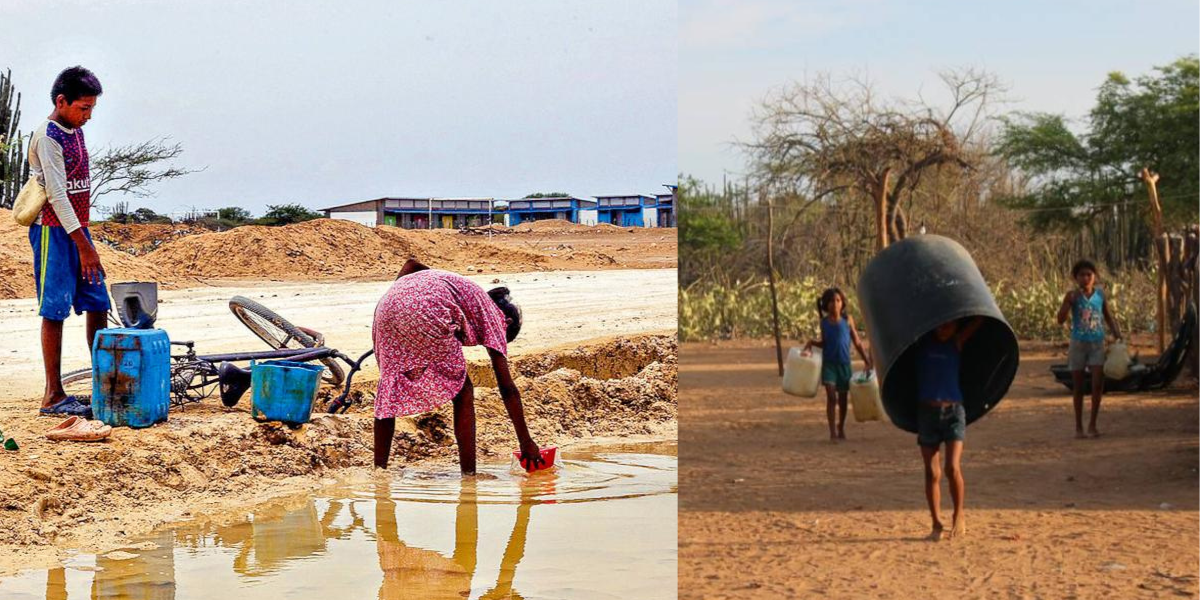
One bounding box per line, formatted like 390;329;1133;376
89;137;204;204
745;68;1006;252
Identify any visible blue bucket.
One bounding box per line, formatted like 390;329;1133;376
250;360;325;425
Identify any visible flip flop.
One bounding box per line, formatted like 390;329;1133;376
45;416;111;442
39;397;93;419
60;397;93;419
39;397;76;415
45;416;82;441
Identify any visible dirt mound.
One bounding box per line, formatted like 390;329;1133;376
513;220;643;235
513;219;594;233
321;334;677;458
593;222;638;232
92;222;209;255
143;218;558;280
0;334;676;558
0;209;170;300
467;334;676;386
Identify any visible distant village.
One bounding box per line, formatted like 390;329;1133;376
321;186;677;230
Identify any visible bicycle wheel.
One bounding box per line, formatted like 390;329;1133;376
61;367;93;402
228;296;345;386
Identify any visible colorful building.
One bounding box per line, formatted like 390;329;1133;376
656;184;677;227
321;197;502;229
321;191;671;229
503;196;598;227
594;194;659;227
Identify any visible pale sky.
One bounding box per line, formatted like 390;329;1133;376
2;0;677;217
681;0;1200;186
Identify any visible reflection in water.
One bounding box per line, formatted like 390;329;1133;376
375;478;536;599
2;443;676;600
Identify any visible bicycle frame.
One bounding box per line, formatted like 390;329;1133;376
167;340;374;411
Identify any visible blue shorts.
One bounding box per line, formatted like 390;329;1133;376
917;403;966;448
29;224;110;321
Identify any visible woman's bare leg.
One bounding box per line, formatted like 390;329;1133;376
453;377;477;475
374;417;396;468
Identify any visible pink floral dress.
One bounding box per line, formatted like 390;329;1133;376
372;269;508;419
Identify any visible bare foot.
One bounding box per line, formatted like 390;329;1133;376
837;428;847;440
41;394;67;410
926;522;944;542
947;515;966;540
1075;429;1087;439
1088;428;1101;438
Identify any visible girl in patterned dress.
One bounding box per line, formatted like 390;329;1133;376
372;259;544;473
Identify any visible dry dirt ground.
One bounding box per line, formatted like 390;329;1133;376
450;221;677;270
0;210;677;299
0;269;677;394
680;339;1198;600
0;269;677;576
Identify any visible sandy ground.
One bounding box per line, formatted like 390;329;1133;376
443;225;677;270
679;339;1199;599
1;208;678;300
0;269;677;576
0;269;677;396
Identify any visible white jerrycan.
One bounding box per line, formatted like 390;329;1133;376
783;347;822;397
849;370;883;422
1103;342;1131;380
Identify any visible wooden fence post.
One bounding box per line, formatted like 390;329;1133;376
1140;168;1167;353
765;193;784;377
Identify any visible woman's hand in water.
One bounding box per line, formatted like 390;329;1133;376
519;438;544;471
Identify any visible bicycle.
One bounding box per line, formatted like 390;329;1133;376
61;295;374;411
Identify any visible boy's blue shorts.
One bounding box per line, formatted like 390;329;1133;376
29;224;110;321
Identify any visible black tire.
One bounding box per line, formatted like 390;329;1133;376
228;296;345;386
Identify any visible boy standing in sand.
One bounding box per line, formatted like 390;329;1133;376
28;66;107;418
1056;259;1121;438
916;316;983;541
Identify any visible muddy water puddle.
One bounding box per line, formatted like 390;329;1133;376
1;441;677;599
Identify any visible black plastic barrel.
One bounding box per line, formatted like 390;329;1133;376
856;235;1019;433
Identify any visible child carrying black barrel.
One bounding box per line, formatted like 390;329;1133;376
915;316;984;541
803;288;872;441
1056;259;1122;439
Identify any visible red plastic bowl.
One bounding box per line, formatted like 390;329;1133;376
513;446;557;473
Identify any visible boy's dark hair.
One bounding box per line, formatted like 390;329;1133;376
488;286;522;342
51;66;102;104
817;287;847;320
1071;259;1097;277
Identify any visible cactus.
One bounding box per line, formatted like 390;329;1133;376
0;68;30;210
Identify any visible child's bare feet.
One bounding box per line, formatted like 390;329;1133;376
1075;429;1087;439
947;515;966;540
1087;428;1101;438
926;522;944;542
837;427;846;440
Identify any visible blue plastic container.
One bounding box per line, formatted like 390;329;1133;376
92;328;171;428
251;360;324;425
